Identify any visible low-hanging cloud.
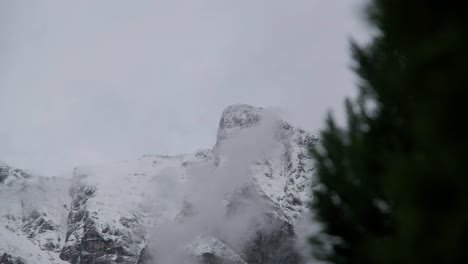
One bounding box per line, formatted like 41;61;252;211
146;111;283;263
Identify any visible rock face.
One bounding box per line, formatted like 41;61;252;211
0;163;70;264
0;163;32;184
216;104;263;145
0;104;318;264
1;253;25;264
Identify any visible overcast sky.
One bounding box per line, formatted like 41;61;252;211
0;0;370;176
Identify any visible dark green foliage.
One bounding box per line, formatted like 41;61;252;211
309;1;468;264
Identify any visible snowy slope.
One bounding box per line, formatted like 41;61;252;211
0;163;70;264
60;150;214;263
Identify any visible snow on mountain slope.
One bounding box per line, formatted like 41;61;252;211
60;150;214;263
186;236;247;264
0;163;70;264
216;104;318;222
1;104;318;264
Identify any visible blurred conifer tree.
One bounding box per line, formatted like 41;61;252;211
309;1;468;263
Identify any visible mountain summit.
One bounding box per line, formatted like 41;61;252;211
216;104;263;144
0;105;318;264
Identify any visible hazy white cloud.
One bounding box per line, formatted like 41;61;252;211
0;0;370;175
148;110;282;263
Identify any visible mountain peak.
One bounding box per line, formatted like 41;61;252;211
218;104;263;129
216;104;263;145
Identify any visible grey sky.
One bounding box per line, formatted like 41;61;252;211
0;0;370;176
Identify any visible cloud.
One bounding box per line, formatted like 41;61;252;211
0;0;370;175
147;110;282;263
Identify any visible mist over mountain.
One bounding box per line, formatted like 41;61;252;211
1;104;319;264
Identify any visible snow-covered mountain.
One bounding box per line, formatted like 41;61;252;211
0;162;70;264
1;104;318;264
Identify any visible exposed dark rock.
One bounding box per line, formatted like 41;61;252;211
0;173;7;184
61;178;145;264
81;230;113;253
0;163;32;184
119;217;139;229
243;219;302;264
0;253;25;264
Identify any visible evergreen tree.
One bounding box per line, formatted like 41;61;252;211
309;1;468;264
